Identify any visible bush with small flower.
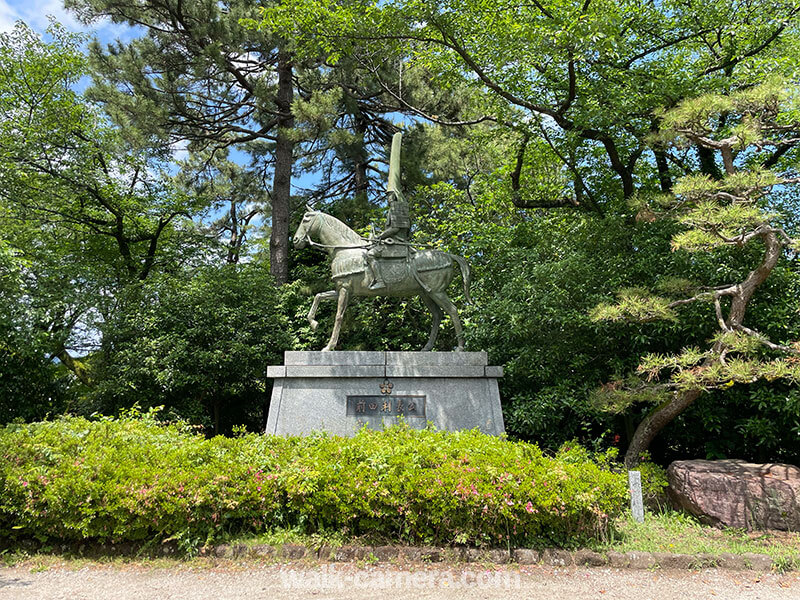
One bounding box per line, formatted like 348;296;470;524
0;409;634;551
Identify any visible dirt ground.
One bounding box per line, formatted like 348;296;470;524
1;563;798;600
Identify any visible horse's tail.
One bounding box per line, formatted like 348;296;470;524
448;254;472;304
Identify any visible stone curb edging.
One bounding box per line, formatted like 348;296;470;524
206;544;778;572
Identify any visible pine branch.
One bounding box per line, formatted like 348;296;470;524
734;324;800;355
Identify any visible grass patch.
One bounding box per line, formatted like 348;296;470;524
0;547;197;570
227;527;349;551
594;510;800;567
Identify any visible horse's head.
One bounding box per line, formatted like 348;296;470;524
293;210;318;249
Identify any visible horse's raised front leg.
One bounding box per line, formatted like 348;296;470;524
430;291;465;351
307;290;338;331
419;291;443;352
322;286;350;352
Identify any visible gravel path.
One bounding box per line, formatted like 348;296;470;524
1;564;798;600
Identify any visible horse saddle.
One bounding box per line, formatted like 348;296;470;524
371;239;409;259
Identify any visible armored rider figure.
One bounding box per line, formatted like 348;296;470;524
368;133;411;290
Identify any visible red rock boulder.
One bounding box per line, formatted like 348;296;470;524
667;459;800;530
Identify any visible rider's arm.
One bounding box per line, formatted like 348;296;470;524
378;226;400;241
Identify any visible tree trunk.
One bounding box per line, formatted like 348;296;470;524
353;114;369;205
649;119;673;193
619;167;635;199
227;199;239;264
54;347;93;387
596;136;635;198
654;148;672;193
624;389;702;467
697;145;722;179
270;53;294;285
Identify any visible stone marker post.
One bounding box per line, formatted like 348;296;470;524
628;470;644;523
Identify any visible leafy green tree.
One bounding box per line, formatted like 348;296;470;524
263;0;800;205
661;383;800;464
393;121;798;461
174;151;271;264
0;239;73;422
0;22;200;385
92;263;293;434
593;80;800;466
292;61;483;222
0;22;301;429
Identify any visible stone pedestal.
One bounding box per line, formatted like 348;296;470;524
265;351;504;436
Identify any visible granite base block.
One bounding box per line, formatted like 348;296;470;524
265;351;505;436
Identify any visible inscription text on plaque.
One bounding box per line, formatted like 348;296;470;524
346;395;426;418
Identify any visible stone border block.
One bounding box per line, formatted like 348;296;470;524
606;551;630;568
541;549;573;566
626;552;657;569
419;547;443;562
512;549;540;564
372;545;400;562
397;547;422;561
464;549;510;563
463;548;483;563
652;552;694;569
741;552;774;571
487;549;510;564
573;549;607;566
688;553;721;569
249;544;276;558
716;553;747;570
332;545;359;561
279;544;308;559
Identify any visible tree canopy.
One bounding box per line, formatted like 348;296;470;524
1;3;799;464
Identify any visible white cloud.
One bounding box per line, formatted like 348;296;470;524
1;0;82;34
0;0;139;44
171;138;189;161
0;0;21;33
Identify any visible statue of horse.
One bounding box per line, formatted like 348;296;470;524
292;209;471;351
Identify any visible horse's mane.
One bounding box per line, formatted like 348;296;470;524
315;212;364;244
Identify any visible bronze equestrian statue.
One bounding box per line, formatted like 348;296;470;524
292;133;471;351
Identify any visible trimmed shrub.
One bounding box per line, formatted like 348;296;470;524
0;411;628;550
555;441;669;510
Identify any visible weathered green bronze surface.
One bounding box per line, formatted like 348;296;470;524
292;133;471;351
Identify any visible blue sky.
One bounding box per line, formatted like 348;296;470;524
0;0;134;39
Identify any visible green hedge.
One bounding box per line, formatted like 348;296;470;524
0;411;630;550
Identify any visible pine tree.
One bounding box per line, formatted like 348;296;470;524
67;0;298;282
592;80;800;466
